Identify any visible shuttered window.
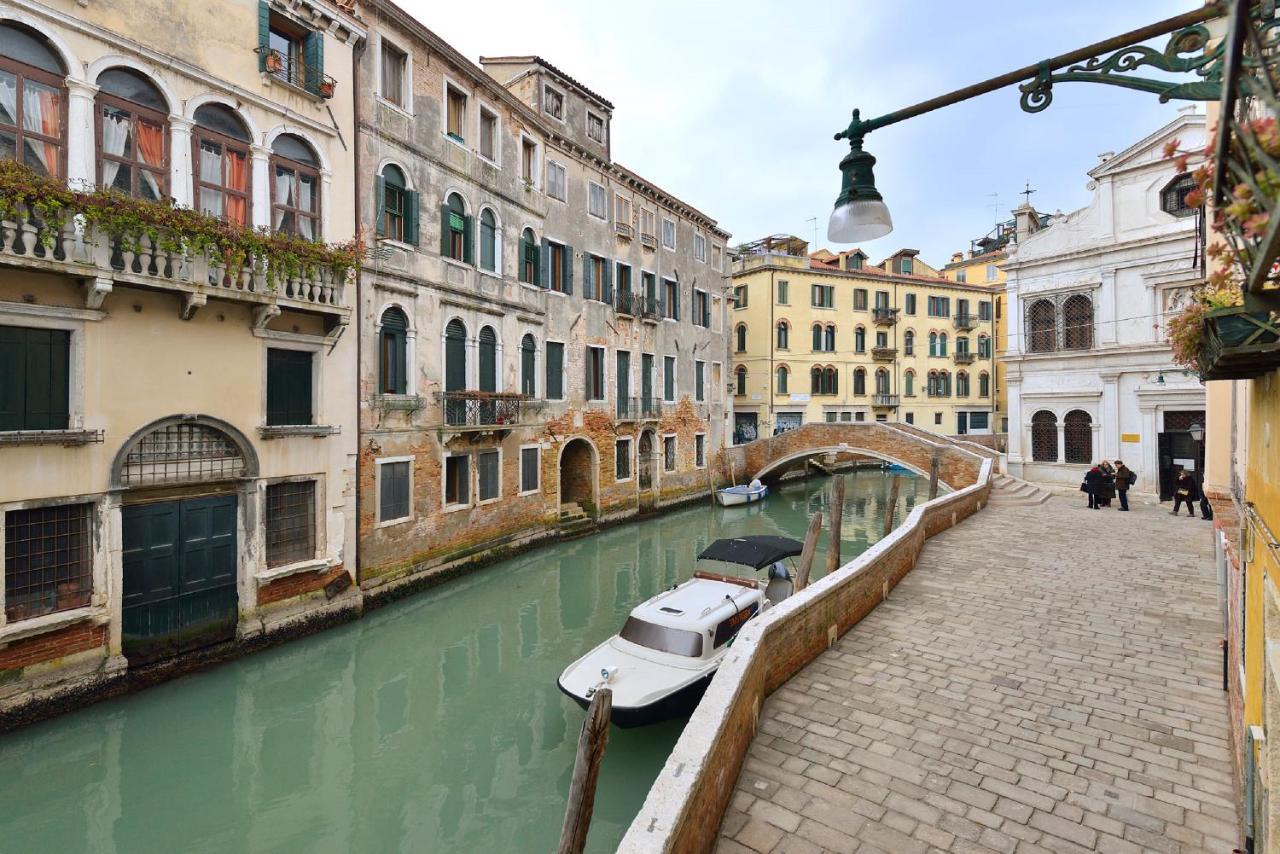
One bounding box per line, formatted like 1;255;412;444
444;455;470;506
520;447;539;493
0;325;70;431
379;461;410;522
663;356;676;402
695;361;705;402
477;450;500;501
545;342;564;400
266;348;313;426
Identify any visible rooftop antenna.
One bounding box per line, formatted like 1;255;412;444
986;192;1000;226
804;216;818;252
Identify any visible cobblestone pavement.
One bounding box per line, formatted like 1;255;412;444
717;493;1239;854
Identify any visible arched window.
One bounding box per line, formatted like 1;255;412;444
776;321;789;350
811;366;837;395
193;103;251;227
940;370;951;396
478;325;498;392
1161;172;1198;217
1063;294;1093;350
519;228;540;284
378;307;408;394
479;208;498;272
97;68;167;200
956;371;969;396
443;192;470;262
938;332;948;357
824;324;836;352
875;368;890;395
270;133;320;240
776;365;789;394
810;366;821;394
809;324;820;351
979;371;990;397
956;336;969;355
904;370;914;396
853;367;866;395
1031;410;1058;462
378;164;408;242
520;334;536;397
904;330;915;356
977;334;990;358
825;367;838;395
1064;409;1092;463
735;365;747;396
445;318;467;392
928;332;938;357
1028;299;1056;353
735;323;747;353
0;23;66;179
117;418;254;487
854;325;866;353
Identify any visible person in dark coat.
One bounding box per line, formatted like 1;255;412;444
1098;461;1116;507
1084;464;1104;509
1171;468;1199;517
1114;460;1134;512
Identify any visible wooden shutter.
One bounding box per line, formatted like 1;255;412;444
21;328;70;430
374;176;386;237
602;260;613;304
658;277;667;316
404;190;420;246
462;215;475;265
444;323;466;392
267;348;313;426
303;30;324;94
582;254;592;299
258;1;270;72
540;238;551;288
0;325;27;431
439;205;452;257
545;342;563;400
562;245;573;295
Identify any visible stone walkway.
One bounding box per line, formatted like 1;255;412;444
717;492;1239;854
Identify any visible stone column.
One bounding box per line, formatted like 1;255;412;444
1056;421;1066;464
168;115;194;208
1100;371;1121;461
251;144;271;230
1099;271;1117;345
1139;401;1160;494
65;78;99;188
1005;376;1024;465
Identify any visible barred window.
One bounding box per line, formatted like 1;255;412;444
5;503;92;622
1063;410;1093;464
1160;173;1198;217
663;435;676;472
1063;295;1093;350
266;481;315;567
118;421;248;487
615;439;631;480
1031;410;1058;462
1028;299;1056;353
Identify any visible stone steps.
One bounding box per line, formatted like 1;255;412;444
988;474;1052;506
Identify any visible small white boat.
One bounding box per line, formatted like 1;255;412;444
716;479;768;506
557;535;803;727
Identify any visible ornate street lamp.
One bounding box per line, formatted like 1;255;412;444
828;4;1231;243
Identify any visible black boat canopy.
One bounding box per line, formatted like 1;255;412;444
697;535;805;570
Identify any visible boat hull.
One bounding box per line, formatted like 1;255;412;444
716;486;767;506
558;669;715;728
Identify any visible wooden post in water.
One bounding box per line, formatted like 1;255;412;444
929;452;940;500
557;687;612;854
883;474;901;537
825;476;846;578
793;512;824;593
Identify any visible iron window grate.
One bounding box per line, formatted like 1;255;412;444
5;503;93;622
265;481;315;568
120;423;247;486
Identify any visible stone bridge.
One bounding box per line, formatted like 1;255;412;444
722;422;999;491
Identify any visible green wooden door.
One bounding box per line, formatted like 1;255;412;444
616;351;630;417
122;495;238;663
641;354;654;414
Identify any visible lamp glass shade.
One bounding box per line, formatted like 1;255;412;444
1188;423;1204;442
828;198;893;243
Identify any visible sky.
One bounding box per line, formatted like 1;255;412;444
400;0;1203;266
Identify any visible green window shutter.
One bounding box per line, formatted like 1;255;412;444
602;259;613;304
439;205;451;256
267;348;313;426
463;215;474;265
0;326;28;430
540;239;550;288
303;30;324;94
404;190;420;246
518;235;530;282
562;245;573;295
582;253;592;299
374;176;386;237
658;278;667;316
258;1;271;72
22;328;69;430
546;342;564;399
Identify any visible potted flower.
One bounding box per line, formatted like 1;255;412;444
264;51;285;74
318;79;336;99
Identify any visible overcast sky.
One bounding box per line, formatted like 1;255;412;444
402;0;1201;266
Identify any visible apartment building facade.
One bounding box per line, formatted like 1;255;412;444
728;236;997;442
355;7;731;591
0;0;363;717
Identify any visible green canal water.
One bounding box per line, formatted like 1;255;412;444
0;470;927;854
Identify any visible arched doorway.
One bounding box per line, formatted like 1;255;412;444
112;416;257;664
637;428;656;492
558;438;598;516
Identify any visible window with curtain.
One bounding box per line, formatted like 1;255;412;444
443;192;468;262
0;23;66;179
875;369;889;395
824;325;835;352
1031;411;1058;462
1063;409;1092;463
904;330;914;356
978;335;990;358
520;334;536;397
378;164;407;242
854;326;865;353
96;68;167;200
378;307;408;394
957;371;969;396
479;208;498;272
776;322;788;350
776;365;788;394
1063;294;1094;350
270;133;320;240
520;228;539;284
193;103;252;227
1028;299;1056;353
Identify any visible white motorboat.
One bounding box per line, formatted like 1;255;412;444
716;478;768;507
557;535;803;727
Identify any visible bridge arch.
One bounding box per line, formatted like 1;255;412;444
752;446;930;483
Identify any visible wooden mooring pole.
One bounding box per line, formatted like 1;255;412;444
883;474;901;537
825;476;846;579
793;512;824;593
929;452;940;500
557;687;612;854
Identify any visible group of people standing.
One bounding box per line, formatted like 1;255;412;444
1082;460;1135;511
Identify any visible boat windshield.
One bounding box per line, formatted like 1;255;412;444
619;617;703;657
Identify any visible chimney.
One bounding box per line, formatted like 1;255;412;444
1014;204;1040;242
951;252;963;263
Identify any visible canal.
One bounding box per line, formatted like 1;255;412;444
0;470;928;854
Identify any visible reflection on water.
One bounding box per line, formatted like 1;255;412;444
0;470;926;854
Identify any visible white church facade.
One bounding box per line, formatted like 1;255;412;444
1004;109;1207;498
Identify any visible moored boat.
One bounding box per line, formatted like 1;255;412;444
716;478;768;506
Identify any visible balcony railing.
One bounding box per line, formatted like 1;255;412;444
872;307;899;325
639;232;658;250
0;203;348;316
256;46;337;98
871;346;897;361
439;391;531;429
616;397;663;421
615;290;657;319
615;222;633;240
954;313;978;331
873;394;900;408
953;351;976;365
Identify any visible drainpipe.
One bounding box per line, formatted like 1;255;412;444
769;267;775;434
351;33;367;586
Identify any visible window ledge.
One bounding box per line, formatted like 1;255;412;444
375;394;424;412
258;72;326;103
0;606;105;645
256;557;331;586
375;515;413;530
0;429;103;447
258;425;340;439
376;96;414;119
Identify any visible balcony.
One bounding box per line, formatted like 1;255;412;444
615;222;633;241
639;232;658;250
871;346;897;361
872;307;899;326
873;394;900;408
953;351;976;365
0;203;349;322
256;46;337;99
616;397;663;421
954;313;978;331
614;291;657;320
438;391;536;435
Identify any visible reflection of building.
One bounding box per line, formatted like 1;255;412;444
1004;109;1206;493
355;5;731;592
728;236;998;442
0;2;362;715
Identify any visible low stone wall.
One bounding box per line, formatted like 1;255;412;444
618;456;993;853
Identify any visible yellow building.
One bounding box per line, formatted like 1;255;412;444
728;235;998;442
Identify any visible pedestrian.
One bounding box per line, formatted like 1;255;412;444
1098;461;1116;508
1114;460;1134;511
1171;468;1199;517
1083;463;1103;509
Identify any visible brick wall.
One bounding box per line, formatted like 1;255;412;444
258;566;350;607
0;621;107;672
618;459;993;853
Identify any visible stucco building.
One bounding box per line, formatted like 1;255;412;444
355;4;731;592
727;236;998;442
0;0;363;716
1004;109;1206;494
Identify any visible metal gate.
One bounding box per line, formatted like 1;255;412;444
122;495;238;664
